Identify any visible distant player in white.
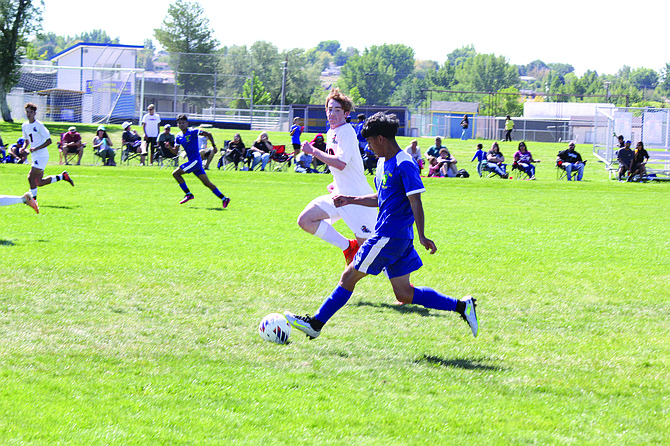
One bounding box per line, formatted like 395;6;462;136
298;88;377;264
22;102;74;204
141;103;161;164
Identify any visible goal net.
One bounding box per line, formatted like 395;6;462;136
9;63;144;124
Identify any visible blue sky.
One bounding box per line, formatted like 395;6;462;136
41;0;668;77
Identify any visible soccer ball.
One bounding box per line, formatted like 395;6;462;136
258;313;291;344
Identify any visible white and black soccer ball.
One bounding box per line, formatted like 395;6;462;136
258;313;291;344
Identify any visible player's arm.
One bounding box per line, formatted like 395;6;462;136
301;141;346;170
333;193;378;208
30;138;52;152
408;193;437;254
199;130;217;151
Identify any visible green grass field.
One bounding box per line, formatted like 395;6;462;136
1;127;669;444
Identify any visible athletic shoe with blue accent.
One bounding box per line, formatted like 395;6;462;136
284;311;321;339
459;296;478;337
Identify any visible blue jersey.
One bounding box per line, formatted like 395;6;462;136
290;125;302;145
374;150;426;239
175;128;202;162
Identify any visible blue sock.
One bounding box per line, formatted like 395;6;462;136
314;285;353;324
212;188;224;199
179;182;190;193
412;286;457;312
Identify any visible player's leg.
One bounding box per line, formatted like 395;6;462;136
196;173;230;208
285;263;367;339
173;167;194;203
297;199;349;251
77;146;83;165
0;195;24;206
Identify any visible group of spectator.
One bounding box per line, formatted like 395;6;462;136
615;135;650;182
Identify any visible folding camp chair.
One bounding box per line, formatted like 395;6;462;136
121;140;145;165
556;159;587;180
58;133;86;165
511;162;530;180
269;145;293;172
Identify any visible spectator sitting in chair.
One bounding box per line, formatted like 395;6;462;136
60;126;84;165
437;147;457;177
405;139;424;170
486;142;508;178
617;140;634;182
8;138;28;164
121;121;146;165
309;133;328;173
247;131;273;171
198;127;218;170
630;141;649;182
557;142;585;181
294;146;318;173
157;124;177;159
223;133;245;170
93;125;116;166
513;141;540;180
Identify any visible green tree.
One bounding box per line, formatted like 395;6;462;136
241;73;270;106
0;0;44;121
456;53;519;92
660;63;670;95
630;67;659;90
139;39;155;71
28;29;118;60
315;40;340;55
447;44;476;67
154;1;219;98
339;44;415;105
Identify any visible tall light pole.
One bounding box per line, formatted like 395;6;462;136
280;59;288;109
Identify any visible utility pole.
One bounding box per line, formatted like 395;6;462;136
280;59;288;109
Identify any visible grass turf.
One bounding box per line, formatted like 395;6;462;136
0;134;669;444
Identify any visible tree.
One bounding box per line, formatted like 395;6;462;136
456;53;519;93
315;40;340;55
630;67;659;90
0;0;44;122
139;39;155;71
447;44;476;67
660;63;670;95
28;29;118;60
241;73;270;107
154;1;219;98
339;44;415;105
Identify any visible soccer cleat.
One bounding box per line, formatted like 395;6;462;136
459;296;478;337
62;171;74;186
284;312;321;339
343;239;359;265
179;193;194;204
23;192;39;214
222;197;231;209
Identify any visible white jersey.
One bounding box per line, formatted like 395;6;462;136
22;119;51;150
142;113;161;137
327;123;373;196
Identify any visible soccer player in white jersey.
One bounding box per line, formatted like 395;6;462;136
285;112;478;340
297;88;377;264
22;103;74;204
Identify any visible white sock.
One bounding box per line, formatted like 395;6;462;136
314;220;349;250
0;195;23;206
30;188;38;198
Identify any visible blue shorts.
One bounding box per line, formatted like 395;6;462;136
354;235;423;279
180;159;205;176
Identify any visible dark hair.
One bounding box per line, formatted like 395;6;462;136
24;102;37;112
477;143;483;149
176;114;188;122
360;112;399;139
518;141;527;149
357;113;365;120
637;141;644;149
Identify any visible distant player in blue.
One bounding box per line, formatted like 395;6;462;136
285;112;478;339
471;143;487;177
172;114;230;208
290;117;302;159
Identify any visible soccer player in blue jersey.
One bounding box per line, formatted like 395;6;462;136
285;112;478;339
172;114;230;208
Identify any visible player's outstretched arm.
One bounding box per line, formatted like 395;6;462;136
408;193;437;254
333;193;378;208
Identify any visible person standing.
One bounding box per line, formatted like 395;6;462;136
141;104;161;165
285;112;478;340
504;115;514;142
22;103;74;204
298;88;377;265
290;117;302;159
172;114;230;208
460;115;469;140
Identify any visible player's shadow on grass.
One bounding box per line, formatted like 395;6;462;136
0;239;15;246
41;204;76;210
355;300;435;317
190;206;225;212
416;354;503;371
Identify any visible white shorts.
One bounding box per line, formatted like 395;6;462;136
31;148;49;170
309;194;377;239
